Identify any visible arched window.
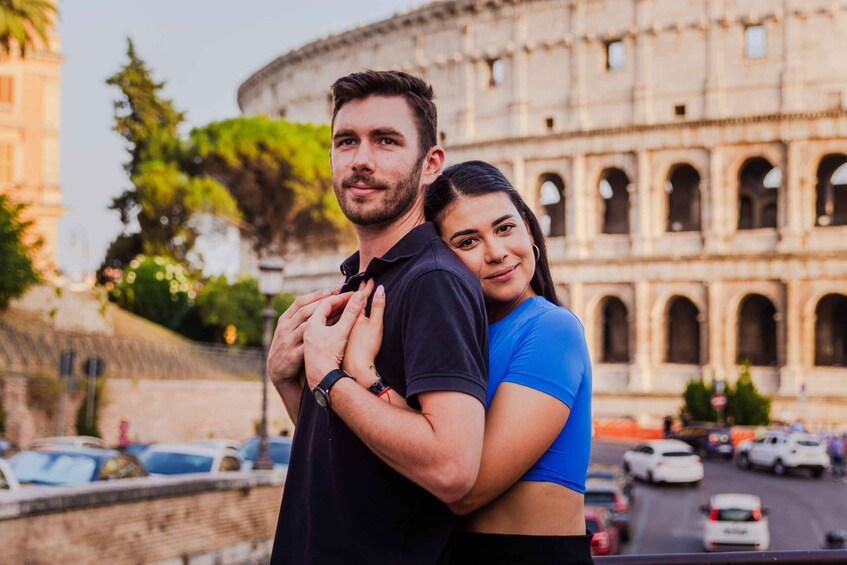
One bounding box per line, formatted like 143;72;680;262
601;297;630;363
737;294;777;366
666;164;701;232
666;296;700;364
815;154;847;227
737;157;779;230
599;168;630;234
815;294;847;366
538;174;565;237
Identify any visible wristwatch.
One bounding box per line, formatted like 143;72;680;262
367;377;389;396
313;369;353;409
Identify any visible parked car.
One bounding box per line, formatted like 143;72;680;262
669;422;734;459
585;506;622;556
31;436;104;450
139;442;242;476
0;458;21;491
0;439;19;458
8;447;147;486
735;431;829;477
700;493;770;551
193;439;241;452
238;436;293;471
622;439;704;485
585;478;631;542
587;464;635;504
120;442;153;457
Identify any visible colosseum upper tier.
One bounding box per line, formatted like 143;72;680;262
239;0;847;425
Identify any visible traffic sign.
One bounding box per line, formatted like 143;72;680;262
711;393;727;409
82;356;106;379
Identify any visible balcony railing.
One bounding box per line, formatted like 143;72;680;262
596;549;847;564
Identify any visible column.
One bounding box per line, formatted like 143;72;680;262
570;153;590;257
704;281;727;382
632;150;653;255
632;0;655;124
567;1;589;129
629;281;653;392
461;24;476;143
777;140;804;251
510;15;529;136
704;146;729;253
779;280;803;394
780;0;804;112
704;0;727;118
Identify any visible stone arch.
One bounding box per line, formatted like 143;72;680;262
665;163;702;232
815;154;847;227
538;173;566;237
599;296;631;363
737;294;778;366
814;294;847;367
737;157;780;230
665;296;701;364
598;167;630;234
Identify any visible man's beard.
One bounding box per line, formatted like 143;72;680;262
334;164;423;227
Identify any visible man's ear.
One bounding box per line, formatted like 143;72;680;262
420;145;445;186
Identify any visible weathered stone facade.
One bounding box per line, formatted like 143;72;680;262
0;20;62;273
238;0;847;426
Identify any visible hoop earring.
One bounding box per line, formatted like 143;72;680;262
532;244;540;261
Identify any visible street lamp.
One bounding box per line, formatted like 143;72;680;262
256;248;285;471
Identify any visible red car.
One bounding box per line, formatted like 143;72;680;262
585;506;621;556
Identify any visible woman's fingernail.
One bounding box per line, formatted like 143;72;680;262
376;285;385;297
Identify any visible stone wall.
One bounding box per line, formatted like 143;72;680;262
0;473;284;565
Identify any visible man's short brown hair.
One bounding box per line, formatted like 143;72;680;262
331;70;438;158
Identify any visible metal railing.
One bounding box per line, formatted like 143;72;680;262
596;549;847;564
0;323;264;380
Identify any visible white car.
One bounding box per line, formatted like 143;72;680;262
0;458;20;492
139;442;242;476
31;436;104;450
736;431;829;477
701;493;770;551
622;439;704;485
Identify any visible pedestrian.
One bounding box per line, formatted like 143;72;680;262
663;415;674;438
266;71;488;564
337;161;595;564
829;433;846;478
118;419;130;449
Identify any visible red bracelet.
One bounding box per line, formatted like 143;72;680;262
377;386;393;404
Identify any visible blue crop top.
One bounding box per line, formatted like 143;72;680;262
487;296;592;494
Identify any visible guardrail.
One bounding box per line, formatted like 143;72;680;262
596;550;847;564
0;323;264;380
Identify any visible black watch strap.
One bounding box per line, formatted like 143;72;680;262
367;377;389;396
314;369;353;409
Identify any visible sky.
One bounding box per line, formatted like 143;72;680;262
58;0;419;277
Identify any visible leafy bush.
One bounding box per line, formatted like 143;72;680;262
111;255;194;329
681;377;717;422
0;195;40;309
681;361;771;425
75;377;106;439
26;376;63;418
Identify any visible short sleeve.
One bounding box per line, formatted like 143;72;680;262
400;270;488;408
503;308;587;408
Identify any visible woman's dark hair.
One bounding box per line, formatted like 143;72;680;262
425;160;559;306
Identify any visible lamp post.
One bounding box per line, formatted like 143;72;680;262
256;249;285;471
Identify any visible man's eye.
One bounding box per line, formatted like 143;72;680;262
378;138;396;145
337;139;356;146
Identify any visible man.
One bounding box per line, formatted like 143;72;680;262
267;71;488;564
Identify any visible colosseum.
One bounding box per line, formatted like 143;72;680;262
238;0;847;426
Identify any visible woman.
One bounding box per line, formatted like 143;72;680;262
344;161;593;564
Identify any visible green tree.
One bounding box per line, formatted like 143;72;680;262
105;39;238;264
728;361;771;425
111;255;193;330
0;0;56;56
196;275;264;346
681;376;716;423
185;116;351;255
0;194;40;309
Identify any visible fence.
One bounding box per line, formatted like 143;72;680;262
596;550;847;564
0;323;264;380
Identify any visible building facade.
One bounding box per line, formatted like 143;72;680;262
0;21;62;273
238;0;847;425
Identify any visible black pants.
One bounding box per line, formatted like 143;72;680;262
450;531;594;565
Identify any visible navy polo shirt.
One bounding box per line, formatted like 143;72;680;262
271;222;488;565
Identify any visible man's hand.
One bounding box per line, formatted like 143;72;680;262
304;281;373;389
267;287;344;389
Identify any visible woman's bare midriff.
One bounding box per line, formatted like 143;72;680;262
459;480;585;536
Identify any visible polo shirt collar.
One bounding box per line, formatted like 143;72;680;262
340;222;441;280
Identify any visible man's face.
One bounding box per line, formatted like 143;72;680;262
330;95;424;226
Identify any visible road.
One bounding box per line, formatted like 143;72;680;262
590;440;847;554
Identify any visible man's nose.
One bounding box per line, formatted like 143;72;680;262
351;141;375;174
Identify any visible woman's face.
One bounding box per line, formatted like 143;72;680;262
439;192;537;319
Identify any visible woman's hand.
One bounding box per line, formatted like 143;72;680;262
342;284;386;388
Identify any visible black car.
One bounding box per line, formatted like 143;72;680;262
669;423;734;459
238;436;293;471
8;446;148;485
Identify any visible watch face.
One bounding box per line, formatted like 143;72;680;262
314;387;329;409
